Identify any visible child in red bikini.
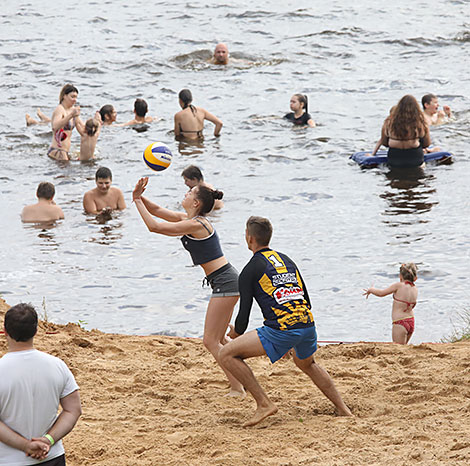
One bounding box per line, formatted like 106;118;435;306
363;263;418;344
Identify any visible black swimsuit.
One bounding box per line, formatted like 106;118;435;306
284;112;312;126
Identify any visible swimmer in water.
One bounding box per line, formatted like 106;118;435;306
363;263;418;345
422;94;452;126
181;165;224;210
174;89;223;140
99;104;117;126
21;182;64;223
76;111;102;161
83;167;126;216
121;99;154;126
25;108;51;126
284;94;315;127
211;43;229;65
47;84;81;161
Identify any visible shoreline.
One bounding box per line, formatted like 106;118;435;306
1;298;469;465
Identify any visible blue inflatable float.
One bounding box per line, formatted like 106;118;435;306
350;150;453;167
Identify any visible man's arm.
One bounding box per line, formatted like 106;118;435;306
0;421;50;460
83;191;98;214
116;189;127;210
33;390;82;449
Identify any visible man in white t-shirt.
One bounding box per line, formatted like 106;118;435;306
0;303;82;466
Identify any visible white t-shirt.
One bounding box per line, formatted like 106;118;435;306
0;349;79;466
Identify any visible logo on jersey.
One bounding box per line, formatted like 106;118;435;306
272;273;297;286
273;286;304;304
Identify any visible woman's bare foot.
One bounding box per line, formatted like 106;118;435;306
25;114;37;126
243;403;278;427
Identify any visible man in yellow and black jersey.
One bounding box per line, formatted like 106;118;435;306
219;216;352;427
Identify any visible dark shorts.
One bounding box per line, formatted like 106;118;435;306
257;325;317;363
38;454;66;466
388;146;424;168
205;263;239;297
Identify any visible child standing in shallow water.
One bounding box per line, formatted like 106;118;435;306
363;263;418;345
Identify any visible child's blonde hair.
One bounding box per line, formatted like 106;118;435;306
400;263;417;282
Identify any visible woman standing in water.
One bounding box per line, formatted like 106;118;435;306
132;177;244;396
47;84;81;161
371;94;431;168
174;89;223;140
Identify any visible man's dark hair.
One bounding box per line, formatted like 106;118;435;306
181;165;203;182
4;303;38;342
246;216;273;246
36;182;55;200
95;166;112;180
134;99;148;117
421;93;436;109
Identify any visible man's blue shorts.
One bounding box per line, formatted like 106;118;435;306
256;325;318;363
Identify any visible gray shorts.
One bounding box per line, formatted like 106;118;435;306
205;263;239;297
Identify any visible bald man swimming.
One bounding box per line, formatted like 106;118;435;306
211;43;229;65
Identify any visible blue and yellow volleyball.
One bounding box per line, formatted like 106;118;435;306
143;142;173;172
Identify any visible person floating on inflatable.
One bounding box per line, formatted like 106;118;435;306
363;263;418;345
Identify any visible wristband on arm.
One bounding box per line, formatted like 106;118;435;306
44;434;55;446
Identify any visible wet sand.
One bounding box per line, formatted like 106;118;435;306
1;298;469;465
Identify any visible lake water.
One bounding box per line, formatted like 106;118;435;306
0;0;469;343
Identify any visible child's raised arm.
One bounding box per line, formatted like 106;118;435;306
363;282;400;298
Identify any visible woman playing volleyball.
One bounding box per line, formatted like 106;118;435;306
133;177;244;396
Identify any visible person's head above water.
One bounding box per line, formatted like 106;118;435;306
99;104;117;124
421;93;438;114
59;84;79;104
213;43;229;65
134;99;148;117
85;118;99;136
400;263;417;283
181;165;204;188
36;181;55;201
290;94;308;114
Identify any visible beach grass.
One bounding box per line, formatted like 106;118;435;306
442;309;470;342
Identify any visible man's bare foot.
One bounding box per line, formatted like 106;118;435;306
25;114;37;126
226;388;246;399
243;403;278;427
37;108;50;122
336;405;353;417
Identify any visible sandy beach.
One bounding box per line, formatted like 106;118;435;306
1;297;469;465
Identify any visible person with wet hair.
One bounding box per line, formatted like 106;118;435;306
75;111;102;161
132;177;243;396
422;93;452;126
211;43;229;65
363;262;418;344
47;84;81;161
83;167;126;215
219;216;351;427
371;94;431;167
99;104;117;126
0;303;82;464
121;98;154;126
174;89;223;140
181;165;223;210
284;94;315;127
21;182;64;223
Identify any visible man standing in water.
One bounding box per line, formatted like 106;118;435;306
211;43;229;65
219;216;352;427
422;93;452;126
21;182;64;223
83;166;126;215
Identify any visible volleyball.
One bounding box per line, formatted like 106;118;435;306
143;142;173;171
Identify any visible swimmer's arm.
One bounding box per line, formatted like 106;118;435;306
0;421;50;459
57;206;65;220
174;114;181;137
116;189;126;210
421;126;431;149
372;124;389;156
307;118;316;128
83;192;98;214
363;283;399;298
442;105;452;119
134;200;197;236
51;106;80;132
75;117;86;137
203;109;223;136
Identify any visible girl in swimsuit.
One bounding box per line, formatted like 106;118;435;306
48;84;81;161
371;95;431;167
284;94;315;127
132;177;244;396
363;263;418;344
174;89;223;140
